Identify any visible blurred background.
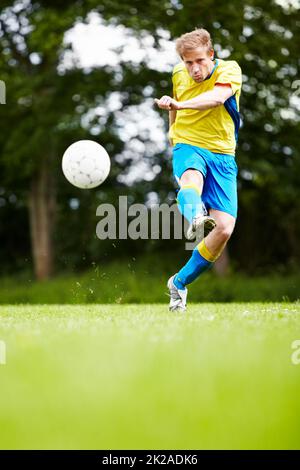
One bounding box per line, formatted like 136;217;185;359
0;0;299;303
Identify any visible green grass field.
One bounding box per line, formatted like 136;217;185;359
0;303;300;449
0;262;299;304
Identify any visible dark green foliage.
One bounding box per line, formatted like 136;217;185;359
0;0;299;275
0;255;299;303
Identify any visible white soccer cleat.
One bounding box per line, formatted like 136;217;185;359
167;275;188;312
186;214;216;241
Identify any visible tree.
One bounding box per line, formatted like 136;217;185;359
0;0;299;279
0;1;124;279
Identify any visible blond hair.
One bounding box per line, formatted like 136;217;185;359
175;28;213;57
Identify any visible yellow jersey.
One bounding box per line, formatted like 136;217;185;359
170;58;242;155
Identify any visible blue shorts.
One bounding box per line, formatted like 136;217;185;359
172;143;238;218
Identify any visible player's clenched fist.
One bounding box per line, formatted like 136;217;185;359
154;96;181;110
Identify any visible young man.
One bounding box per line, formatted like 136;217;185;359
155;28;242;312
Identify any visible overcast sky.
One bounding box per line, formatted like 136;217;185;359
64;12;178;72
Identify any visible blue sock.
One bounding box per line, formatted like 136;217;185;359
174;246;213;290
177;185;203;224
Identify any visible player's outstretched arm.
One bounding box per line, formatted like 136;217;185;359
154;85;233;112
178;85;233;110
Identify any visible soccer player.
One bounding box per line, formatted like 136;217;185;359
155;28;242;311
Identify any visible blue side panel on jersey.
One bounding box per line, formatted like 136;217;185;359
224;94;240;142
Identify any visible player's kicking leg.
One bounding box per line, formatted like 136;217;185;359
168;210;235;312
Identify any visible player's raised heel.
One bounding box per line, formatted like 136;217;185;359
167;275;187;312
186;215;216;241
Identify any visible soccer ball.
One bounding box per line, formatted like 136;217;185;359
62;140;111;189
